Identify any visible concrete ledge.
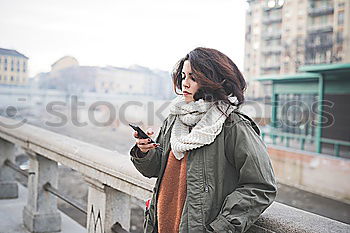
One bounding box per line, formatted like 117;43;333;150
248;202;350;233
23;206;61;233
0;116;155;202
0;182;18;199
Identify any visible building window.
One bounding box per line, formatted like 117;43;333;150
4;58;7;71
321;0;329;7
17;60;20;72
276;93;317;136
11;76;14;81
23;61;26;72
0;75;2;81
337;31;343;43
338;11;344;25
320;15;328;24
309;17;315;25
11;60;14;71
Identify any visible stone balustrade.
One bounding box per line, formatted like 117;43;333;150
0;115;154;233
0;115;349;233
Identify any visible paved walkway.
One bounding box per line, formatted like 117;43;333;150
0;184;85;233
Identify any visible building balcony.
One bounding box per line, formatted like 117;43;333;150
262;46;282;55
263;16;282;25
261;64;281;71
308;6;334;17
263;5;283;12
305;40;333;49
262;31;282;40
307;24;333;34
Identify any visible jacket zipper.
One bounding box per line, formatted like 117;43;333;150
202;151;209;230
203;152;209;193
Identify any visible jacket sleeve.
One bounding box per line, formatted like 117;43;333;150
209;120;277;233
129;117;168;178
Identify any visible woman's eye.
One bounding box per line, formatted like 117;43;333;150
181;74;195;82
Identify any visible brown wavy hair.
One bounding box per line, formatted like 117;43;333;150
172;47;246;110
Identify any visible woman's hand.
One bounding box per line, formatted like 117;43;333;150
133;129;160;153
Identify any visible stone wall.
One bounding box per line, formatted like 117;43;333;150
268;145;350;204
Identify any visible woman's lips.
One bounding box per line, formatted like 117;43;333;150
183;91;191;96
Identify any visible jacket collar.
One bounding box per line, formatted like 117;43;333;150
164;114;176;137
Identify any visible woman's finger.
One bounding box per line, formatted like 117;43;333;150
139;143;159;150
146;128;154;136
136;138;151;145
133;131;138;138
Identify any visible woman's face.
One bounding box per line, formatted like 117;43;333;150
181;60;199;103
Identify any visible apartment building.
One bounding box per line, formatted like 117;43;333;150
244;0;350;98
0;48;29;86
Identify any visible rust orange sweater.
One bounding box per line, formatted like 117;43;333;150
157;150;188;233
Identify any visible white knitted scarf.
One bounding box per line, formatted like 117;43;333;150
169;95;238;160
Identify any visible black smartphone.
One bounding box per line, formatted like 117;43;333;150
129;124;155;143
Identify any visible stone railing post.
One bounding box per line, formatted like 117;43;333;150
23;151;61;232
0;138;18;199
86;177;131;233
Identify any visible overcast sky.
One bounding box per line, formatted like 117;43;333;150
0;0;248;76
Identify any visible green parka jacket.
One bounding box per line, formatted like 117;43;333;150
130;110;277;233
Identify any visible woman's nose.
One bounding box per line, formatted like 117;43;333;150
182;83;189;90
182;77;190;88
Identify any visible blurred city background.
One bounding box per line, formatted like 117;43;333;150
0;0;349;232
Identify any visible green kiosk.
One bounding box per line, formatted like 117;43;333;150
256;63;350;159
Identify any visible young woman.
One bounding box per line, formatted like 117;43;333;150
130;47;277;233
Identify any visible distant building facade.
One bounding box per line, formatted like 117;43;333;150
51;56;79;72
37;57;174;100
244;0;350;99
94;65;174;99
0;48;29;86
